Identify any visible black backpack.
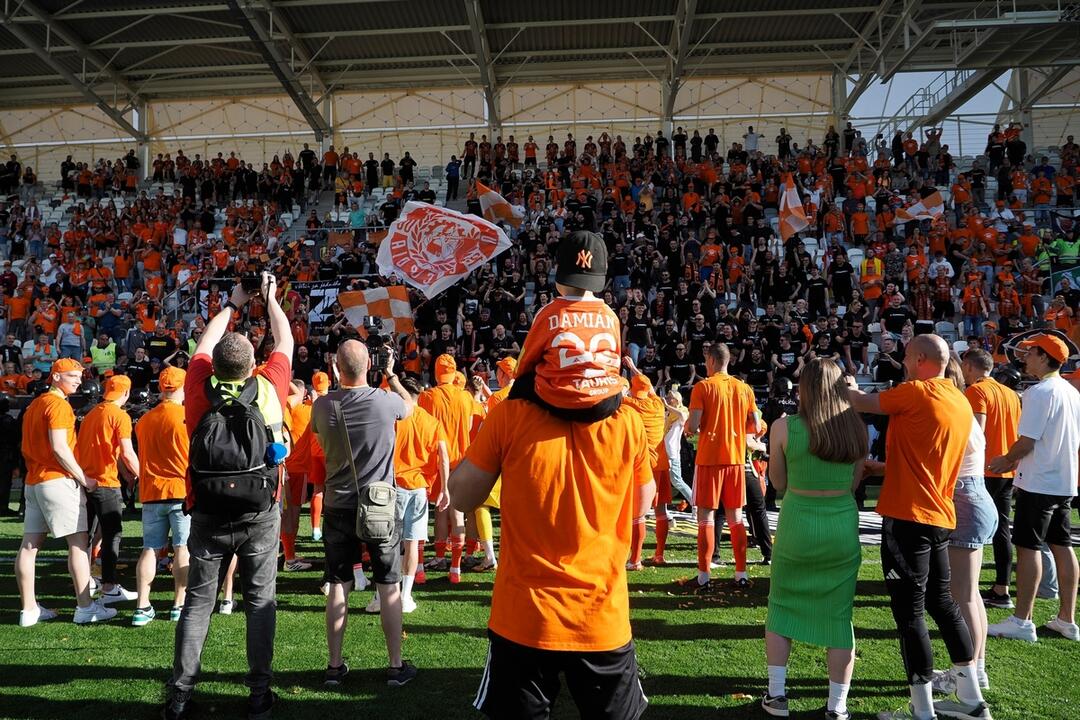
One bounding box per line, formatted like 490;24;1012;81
189;377;276;514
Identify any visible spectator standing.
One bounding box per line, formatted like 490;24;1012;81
763;359;866;720
164;272;293;720
132;367;190;627
446;156;461;201
16;358;115;626
987;333;1080;642
312;339;418;687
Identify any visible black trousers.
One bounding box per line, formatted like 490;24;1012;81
984;476;1013;587
881;518;973;685
447;177;460;201
0;457;15;510
87;487;124;585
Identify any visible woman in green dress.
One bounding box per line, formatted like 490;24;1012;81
762;358;868;720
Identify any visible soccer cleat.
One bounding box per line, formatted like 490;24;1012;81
473;559;497;572
626;561;644;571
401;596;417;614
413;569;426;585
132;606;157;627
734;577;753;589
876;707;936;720
219;600;234;615
324;662;349;687
99;584;138;604
18;604;57;627
365;593;381;614
170;606;184;622
73;601;117;624
761;693;790;717
284;558;313;572
934;699;993;720
931;669;956;695
448;570;461;584
1044;617;1080;641
987;615;1037;643
312;527;323;542
981;588;1013;609
424;557;449;571
386;660;418;687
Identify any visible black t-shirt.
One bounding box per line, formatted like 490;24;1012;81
880;307;915;334
666;358;694;385
829;262;854;294
742;357;771;386
126;359;154;388
773;348;801;378
639;355;663;386
843;331;872;360
144;335;177;362
0;345;21;367
874;349;905;384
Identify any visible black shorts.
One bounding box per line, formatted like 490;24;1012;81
1012;488;1073;550
323;507;401;585
474;630;647;720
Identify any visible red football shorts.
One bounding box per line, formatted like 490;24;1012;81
692;464;745;510
285;472;306;507
653;465;672;506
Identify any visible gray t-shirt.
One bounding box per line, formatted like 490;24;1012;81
312;387;405;511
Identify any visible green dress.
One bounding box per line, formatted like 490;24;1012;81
766;415;861;649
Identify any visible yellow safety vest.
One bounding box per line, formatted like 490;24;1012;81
89;342;117;372
210;375;288;451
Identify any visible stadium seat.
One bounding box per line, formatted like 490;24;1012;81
953;340;969;355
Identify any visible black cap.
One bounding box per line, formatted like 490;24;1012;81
555;231;607;293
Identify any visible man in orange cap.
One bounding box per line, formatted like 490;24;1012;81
988;333;1080;643
418;354;473;582
76;374;141;606
620;358;661;570
132;366;189;627
17;358;116;626
488;356;516;411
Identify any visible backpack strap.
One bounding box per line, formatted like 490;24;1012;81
332;399;361;501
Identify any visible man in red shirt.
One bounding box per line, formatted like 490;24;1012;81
165;272;293;720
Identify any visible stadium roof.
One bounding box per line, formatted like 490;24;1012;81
1;0;1077;138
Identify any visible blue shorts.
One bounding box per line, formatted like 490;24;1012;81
395;486;429;542
142;501;191;550
950;476;997;549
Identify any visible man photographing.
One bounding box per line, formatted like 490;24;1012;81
312;338;417;687
164;271;293;720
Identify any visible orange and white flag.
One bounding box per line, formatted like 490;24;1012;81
337;285;415;336
778;173;809;240
477;181;524;228
376;201;513;299
894;190;944;224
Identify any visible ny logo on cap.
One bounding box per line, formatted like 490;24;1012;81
576;250;593;269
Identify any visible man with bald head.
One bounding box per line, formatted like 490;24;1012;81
312;338;418;687
850;334;991;720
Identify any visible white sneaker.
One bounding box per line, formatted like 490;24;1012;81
401;596;417;614
365;593;381;614
73;601;117;624
1044;617;1080;641
931;669;956;695
934;698;992;719
876;708;927;720
312;527;323;542
18;604;57;627
320;582;330;596
987;615;1037;642
218;599;234;615
99;584;137;605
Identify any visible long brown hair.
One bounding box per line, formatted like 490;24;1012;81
945;357;965;391
797;358;868;464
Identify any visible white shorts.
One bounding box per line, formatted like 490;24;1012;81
24;478;88;538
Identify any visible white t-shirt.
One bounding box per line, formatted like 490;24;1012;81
744;132;761;152
664;412;685;463
958;420;986;478
1016;374;1080;496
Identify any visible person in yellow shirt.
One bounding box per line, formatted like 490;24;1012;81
132;367;190;626
75;374;140;605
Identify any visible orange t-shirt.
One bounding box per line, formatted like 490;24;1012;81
515;296;622;410
877;378;973;528
417;383;475;467
5;295;29;320
964;377;1020;479
466;399;650;651
285;401;313;476
75;402;133;489
136;400;189;502
393;406;445;491
689;372;759;466
21;390;76;485
622;392;665;469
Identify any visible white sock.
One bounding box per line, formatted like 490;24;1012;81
449;567;461;576
767;665;786;698
735;570;748;581
482;539;496;562
697;571;710;586
401;574;415;601
827;681;849;714
975;657;986;679
952;663;983;705
910;682;934;720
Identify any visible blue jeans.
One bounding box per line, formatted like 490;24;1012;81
59;344;82;360
669;455;693;503
613;275;630;300
963;315;982;338
627;343;644;365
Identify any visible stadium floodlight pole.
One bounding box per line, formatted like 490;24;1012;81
0;10;147;142
463;0;501;136
662;0;698;136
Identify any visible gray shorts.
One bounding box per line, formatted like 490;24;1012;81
142;501;191;550
396;487;429;542
950;476;998;549
24;478;88;538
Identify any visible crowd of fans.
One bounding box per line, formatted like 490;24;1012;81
0;121;1076;402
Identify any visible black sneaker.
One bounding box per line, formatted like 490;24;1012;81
734;577;753;589
981;587;1013;609
247;689;277;720
162;687;195;720
324;663;349;687
761;693;789;717
387;660;418;687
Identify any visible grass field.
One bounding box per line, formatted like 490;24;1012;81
0;510;1076;720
